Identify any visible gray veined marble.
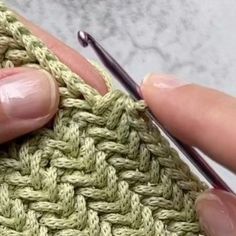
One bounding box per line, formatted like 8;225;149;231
6;0;236;191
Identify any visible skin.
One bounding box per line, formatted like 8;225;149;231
0;13;107;142
141;74;236;235
15;13;108;95
0;12;235;236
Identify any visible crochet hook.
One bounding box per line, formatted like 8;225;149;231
77;31;233;193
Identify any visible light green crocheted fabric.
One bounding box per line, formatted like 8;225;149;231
0;3;206;236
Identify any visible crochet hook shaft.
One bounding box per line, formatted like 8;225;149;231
77;31;233;193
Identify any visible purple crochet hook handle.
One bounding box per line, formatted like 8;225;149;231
78;31;233;193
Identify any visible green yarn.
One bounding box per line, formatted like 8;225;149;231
0;2;206;235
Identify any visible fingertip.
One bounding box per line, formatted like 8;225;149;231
140;73;189;109
0;68;59;143
196;189;236;236
140;73;190;128
141;73;188;89
42;70;60;116
141;73;236;172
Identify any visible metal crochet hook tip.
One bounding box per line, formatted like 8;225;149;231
77;30;233;193
78;31;141;100
78;31;90;47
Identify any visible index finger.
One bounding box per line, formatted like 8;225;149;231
13;11;108;95
141;74;236;172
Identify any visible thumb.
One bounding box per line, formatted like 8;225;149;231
196;189;236;236
0;67;59;143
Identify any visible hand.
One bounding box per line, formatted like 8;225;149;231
2;12;235;236
141;74;236;236
0;14;107;144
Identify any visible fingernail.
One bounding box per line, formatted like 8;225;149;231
142;74;188;90
196;192;236;236
0;69;58;120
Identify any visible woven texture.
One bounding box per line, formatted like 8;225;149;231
0;3;206;236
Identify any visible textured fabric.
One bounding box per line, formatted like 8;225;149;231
0;3;206;236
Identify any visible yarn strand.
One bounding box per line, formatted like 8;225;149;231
0;2;206;235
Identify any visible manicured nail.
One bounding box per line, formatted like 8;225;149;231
142;74;188;90
196;192;236;236
0;69;58;120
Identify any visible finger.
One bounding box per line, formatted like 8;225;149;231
0;67;59;143
141;74;236;172
196;189;236;236
12;11;107;94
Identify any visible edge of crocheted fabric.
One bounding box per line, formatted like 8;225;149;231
0;2;206;235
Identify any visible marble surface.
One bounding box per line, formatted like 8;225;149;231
6;0;236;191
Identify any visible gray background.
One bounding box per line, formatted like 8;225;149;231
6;0;236;191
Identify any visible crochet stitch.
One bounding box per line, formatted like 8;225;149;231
0;3;206;236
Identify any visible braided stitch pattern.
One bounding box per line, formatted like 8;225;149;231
0;3;206;236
